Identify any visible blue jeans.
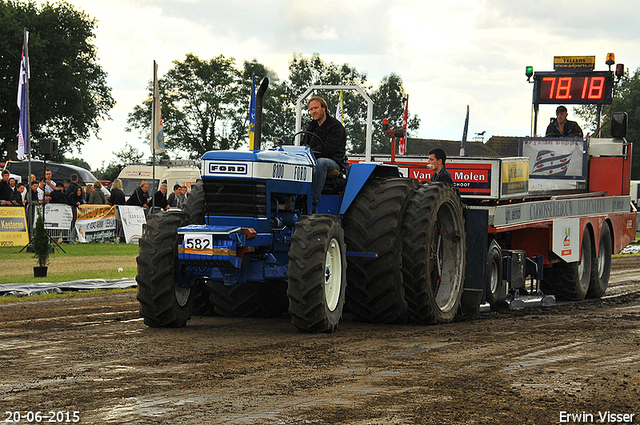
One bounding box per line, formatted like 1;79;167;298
314;157;340;205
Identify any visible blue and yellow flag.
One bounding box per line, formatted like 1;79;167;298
248;74;256;149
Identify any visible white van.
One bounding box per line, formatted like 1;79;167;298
160;166;201;191
117;164;168;198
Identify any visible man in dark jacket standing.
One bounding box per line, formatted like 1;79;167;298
428;147;454;185
302;96;347;211
126;181;149;208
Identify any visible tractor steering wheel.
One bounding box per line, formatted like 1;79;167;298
292;130;324;157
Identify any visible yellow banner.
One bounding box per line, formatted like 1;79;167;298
0;207;30;247
77;205;116;221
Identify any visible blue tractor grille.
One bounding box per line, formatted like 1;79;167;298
203;178;267;217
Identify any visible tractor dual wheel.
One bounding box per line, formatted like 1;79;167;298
402;183;466;324
287;215;347;333
136;211;198;327
342;177;420;324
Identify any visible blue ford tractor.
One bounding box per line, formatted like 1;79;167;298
136;79;469;332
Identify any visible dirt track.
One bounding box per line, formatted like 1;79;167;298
2;257;640;424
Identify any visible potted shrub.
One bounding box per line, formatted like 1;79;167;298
32;207;51;277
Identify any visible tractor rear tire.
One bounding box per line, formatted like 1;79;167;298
136;211;196;327
183;180;205;225
287;215;346;333
402;183;466;324
208;281;288;318
587;223;612;298
541;226;592;301
343;178;419;324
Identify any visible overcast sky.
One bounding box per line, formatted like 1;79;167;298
37;0;640;169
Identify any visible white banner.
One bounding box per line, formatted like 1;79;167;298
43;204;73;230
118;205;146;244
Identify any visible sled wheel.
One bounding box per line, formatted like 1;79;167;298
587;223;612;298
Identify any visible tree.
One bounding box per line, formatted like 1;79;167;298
0;1;114;161
127;53;243;158
127;53;420;157
574;67;640;177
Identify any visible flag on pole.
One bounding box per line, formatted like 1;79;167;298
335;90;344;123
248;73;256;149
398;95;408;155
17;30;30;160
151;60;166;154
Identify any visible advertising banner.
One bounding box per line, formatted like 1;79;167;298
76;205;117;243
0;206;29;247
118;205;146;244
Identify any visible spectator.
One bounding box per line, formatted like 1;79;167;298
126;182;150;208
37;178;48;204
63;180;69;192
88;181;106;204
12;183;26;206
182;185;189;201
28;181;40;205
167;184;183;208
0;170;12;206
49;182;69;204
68;186;85;208
108;179;126;206
85;183;94;202
43;169;56;196
152;183;169;211
66;174;79;196
9;177;17;192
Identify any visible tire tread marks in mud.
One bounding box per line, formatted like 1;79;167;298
343;178;419;324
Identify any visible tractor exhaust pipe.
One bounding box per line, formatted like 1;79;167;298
254;77;269;151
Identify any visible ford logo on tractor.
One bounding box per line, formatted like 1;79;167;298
208;163;248;175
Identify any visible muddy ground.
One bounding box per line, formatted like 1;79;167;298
1;257;640;425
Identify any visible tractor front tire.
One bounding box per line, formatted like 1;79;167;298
287;215;347;333
136;211;196;327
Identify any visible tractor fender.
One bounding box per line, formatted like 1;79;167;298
339;163;400;215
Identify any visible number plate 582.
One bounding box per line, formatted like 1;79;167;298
184;234;212;250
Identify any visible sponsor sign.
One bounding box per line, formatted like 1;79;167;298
501;159;529;195
0;207;29;247
408;162;493;195
552;218;580;262
553;55;596;70
118;205;146;244
75;205;117;243
494;196;629;227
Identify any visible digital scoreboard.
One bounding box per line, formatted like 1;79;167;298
533;71;614;105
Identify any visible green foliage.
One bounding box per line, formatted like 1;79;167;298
32;207;50;267
574;67;640;178
127;53;419;157
0;1;115;160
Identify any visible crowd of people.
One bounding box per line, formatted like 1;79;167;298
1;169;192;211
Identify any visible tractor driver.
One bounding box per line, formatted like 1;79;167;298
302;96;347;212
